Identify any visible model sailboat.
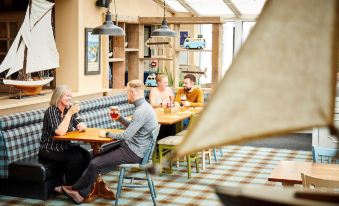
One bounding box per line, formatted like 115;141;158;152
174;0;338;157
0;0;59;95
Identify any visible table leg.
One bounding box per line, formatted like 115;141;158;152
84;143;115;202
84;174;116;202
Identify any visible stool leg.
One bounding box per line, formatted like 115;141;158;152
195;153;199;173
208;149;212;164
187;155;191;179
169;157;173;174
219;148;223;156
159;146;163;174
202;150;206;170
213;148;218;162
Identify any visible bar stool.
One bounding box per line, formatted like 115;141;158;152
157;135;199;179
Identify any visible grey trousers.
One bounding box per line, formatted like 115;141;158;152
72;142;142;197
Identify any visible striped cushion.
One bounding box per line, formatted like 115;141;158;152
80;93;128;113
0;93;135;178
0;109;45;130
81;103;134;129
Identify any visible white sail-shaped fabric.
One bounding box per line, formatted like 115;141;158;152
174;0;338;158
0;0;59;77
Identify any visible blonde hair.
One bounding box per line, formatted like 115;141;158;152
156;73;168;83
50;85;70;106
127;79;144;94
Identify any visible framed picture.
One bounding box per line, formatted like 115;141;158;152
85;28;101;75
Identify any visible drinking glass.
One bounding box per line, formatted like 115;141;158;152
110;106;119;119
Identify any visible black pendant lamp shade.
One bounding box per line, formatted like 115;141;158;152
92;10;125;36
151;0;176;37
151;19;176;37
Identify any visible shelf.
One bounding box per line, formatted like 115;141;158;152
140;57;173;60
109;58;125;62
125;48;139;52
175;48;212;52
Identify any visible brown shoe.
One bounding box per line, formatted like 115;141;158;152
62;186;84;205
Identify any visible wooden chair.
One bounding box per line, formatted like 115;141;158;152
115;125;161;206
301;172;339;190
312;146;339;164
157;135;199;179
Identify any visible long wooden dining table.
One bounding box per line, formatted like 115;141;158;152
54;128;123;202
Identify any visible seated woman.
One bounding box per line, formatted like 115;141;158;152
149;73;174;108
150;74;176;139
39;85;91;194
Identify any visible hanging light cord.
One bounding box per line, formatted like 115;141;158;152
114;0;117;15
163;0;166;19
113;0;118;24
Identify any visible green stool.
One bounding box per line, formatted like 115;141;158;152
157;136;199;179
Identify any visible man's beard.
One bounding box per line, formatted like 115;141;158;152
184;86;191;92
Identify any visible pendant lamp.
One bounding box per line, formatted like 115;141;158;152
92;0;125;36
151;0;176;37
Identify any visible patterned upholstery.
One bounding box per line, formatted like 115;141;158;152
0;93;135;179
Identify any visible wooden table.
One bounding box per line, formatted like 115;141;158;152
155;107;203;125
54;128;123;202
268;161;339;187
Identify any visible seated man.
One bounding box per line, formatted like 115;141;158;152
61;80;158;204
175;74;204;107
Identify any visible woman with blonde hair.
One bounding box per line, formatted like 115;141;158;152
149;73;174;108
39;85;91;194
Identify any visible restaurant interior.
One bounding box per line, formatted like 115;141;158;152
0;0;338;205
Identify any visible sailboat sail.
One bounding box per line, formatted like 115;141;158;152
174;0;338;158
0;0;59;77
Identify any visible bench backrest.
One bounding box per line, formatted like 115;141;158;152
0;93;134;178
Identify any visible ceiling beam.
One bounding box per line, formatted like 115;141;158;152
176;0;199;16
139;16;224;24
152;0;176;15
222;0;241;18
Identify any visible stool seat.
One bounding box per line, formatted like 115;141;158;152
157;136;183;145
176;130;188;136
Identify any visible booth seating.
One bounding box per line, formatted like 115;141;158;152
0;93;134;200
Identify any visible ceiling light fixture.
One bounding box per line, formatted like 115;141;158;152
92;0;125;36
151;0;176;37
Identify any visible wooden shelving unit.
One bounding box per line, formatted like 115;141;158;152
106;16;224;89
108;23;143;89
139;17;224;89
